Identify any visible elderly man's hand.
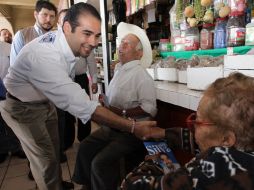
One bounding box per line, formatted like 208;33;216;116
134;122;165;140
134;121;157;139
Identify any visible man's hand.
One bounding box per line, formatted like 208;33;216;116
134;121;157;139
91;83;98;94
134;122;166;140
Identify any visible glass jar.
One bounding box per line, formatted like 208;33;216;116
214;17;228;48
200;23;214;49
185;26;200;51
159;39;170;52
227;11;246;47
245;18;254;45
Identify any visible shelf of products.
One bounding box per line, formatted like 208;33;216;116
160;45;254;59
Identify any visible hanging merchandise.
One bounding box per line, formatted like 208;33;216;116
214;0;231;18
194;0;206;22
113;0;126;24
214;17;228;48
200;23;214;49
226;11;246;47
170;0;188;51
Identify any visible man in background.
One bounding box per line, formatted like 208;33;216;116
10;0;57;65
0;28;26;163
0;28;12;44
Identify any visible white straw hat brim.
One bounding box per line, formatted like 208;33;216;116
117;22;152;68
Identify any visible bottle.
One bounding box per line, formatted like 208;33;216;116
200;23;214;49
214;17;228;48
245;18;254;45
185;26;200;51
227;11;246;47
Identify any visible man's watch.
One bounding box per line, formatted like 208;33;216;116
122;109;127;118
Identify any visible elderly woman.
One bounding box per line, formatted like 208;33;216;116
122;72;254;190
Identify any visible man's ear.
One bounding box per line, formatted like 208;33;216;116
63;21;71;33
34;11;38;19
222;131;236;147
137;50;143;60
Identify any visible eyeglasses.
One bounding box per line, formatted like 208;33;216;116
186;113;214;132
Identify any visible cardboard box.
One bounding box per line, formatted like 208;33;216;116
187;66;223;90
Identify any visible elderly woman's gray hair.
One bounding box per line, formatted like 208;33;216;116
201;72;254;151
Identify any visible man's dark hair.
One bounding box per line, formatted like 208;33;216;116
63;2;101;32
0;28;9;36
35;0;57;15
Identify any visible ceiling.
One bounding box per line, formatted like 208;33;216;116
0;0;113;33
0;0;112;13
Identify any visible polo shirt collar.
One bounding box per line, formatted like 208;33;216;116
120;60;140;71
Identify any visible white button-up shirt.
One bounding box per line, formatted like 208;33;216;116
4;30;99;123
0;42;11;80
107;60;157;119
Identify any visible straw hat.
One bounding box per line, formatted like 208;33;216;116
117;22;152;68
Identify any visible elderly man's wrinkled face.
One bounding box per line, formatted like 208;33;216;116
118;34;143;64
194;95;225;152
0;29;12;43
34;8;56;31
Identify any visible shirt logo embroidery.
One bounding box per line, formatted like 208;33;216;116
39;33;56;43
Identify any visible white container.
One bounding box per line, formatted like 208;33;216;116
224;68;254;78
157;68;178;82
224;55;254;69
187;66;224;90
177;70;187;84
146;68;156;80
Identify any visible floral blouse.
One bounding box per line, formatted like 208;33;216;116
122;139;254;190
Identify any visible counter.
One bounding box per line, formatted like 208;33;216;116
155;81;203;111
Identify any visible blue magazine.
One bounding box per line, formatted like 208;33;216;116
144;141;180;174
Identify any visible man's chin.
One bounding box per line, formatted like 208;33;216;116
42;26;53;31
80;51;92;58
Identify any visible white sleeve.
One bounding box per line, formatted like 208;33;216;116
29;50;99;124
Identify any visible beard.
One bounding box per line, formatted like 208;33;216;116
37;21;53;32
41;24;53;31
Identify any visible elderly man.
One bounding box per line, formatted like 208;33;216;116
72;22;157;190
1;4;155;190
10;0;57;65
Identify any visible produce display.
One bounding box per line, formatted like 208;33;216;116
168;0;252;52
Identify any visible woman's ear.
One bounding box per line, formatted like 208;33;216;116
222;131;236;147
